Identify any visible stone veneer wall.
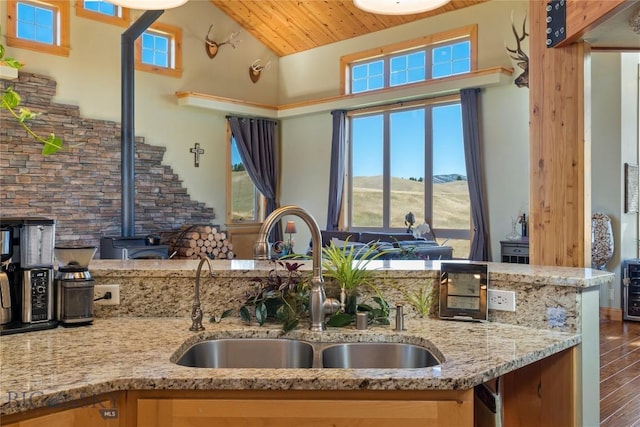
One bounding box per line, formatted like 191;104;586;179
0;73;215;256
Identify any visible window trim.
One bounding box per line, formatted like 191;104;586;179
340;25;478;95
225;122;266;224
345;93;471;241
134;21;182;78
75;0;130;28
6;0;70;57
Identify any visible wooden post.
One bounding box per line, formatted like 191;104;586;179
529;1;591;267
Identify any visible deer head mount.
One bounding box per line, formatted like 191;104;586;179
249;59;272;83
205;25;241;59
505;15;529;89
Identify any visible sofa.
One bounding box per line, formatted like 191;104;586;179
312;230;454;260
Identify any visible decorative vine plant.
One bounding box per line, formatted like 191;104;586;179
1;28;63;155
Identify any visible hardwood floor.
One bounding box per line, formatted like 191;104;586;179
601;319;640;426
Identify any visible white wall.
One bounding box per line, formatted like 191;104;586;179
592;52;640;309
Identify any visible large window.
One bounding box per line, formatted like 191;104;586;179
6;0;70;57
76;0;130;27
226;127;264;223
134;22;182;78
349;97;470;256
341;25;477;95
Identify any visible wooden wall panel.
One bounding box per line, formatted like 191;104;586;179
528;2;591;267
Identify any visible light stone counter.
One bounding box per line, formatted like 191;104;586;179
0;316;579;416
0;260;613;421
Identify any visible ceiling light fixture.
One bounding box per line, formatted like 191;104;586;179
353;0;451;15
110;0;189;10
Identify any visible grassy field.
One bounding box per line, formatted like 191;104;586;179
231;172;471;256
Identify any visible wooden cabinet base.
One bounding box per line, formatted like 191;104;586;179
129;389;473;427
2;393;125;427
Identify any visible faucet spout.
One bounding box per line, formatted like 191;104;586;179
190;256;214;332
254;205;338;331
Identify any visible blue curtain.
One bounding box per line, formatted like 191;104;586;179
227;116;281;242
460;88;489;261
326;110;347;231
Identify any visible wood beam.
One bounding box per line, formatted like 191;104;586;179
557;0;628;47
529;1;592;267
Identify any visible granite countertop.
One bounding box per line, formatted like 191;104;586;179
0;316;579;416
88;259;612;288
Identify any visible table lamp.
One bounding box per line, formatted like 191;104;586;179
285;221;297;255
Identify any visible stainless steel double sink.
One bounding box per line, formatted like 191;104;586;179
174;338;441;369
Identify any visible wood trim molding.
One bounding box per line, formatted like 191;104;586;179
600;307;623;322
177;66;512;119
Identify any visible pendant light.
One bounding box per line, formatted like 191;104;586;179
353;0;451;15
110;0;188;10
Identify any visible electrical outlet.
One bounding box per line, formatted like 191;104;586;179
488;289;516;311
95;284;120;306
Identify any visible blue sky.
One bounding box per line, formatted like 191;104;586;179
352;103;466;179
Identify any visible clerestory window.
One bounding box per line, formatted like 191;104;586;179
6;0;70;57
341;25;477;95
134;22;182;78
76;0;130;27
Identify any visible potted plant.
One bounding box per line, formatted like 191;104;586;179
322;237;390;326
235;260;311;333
1;26;62;155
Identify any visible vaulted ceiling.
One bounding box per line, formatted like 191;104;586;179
208;0;489;56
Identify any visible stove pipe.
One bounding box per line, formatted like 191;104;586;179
121;10;164;237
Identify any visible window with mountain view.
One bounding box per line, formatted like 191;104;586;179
228;136;261;222
349;97;471;256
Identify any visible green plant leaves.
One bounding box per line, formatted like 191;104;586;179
2;87;20;109
255;302;267;325
326;312;353;327
239;306;251;323
1;87;63;155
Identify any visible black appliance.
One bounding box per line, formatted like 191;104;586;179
55;246;97;326
623;259;640;321
100;236;169;260
0;217;58;335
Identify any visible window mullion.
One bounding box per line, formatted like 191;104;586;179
424;105;433;225
383;113;391;229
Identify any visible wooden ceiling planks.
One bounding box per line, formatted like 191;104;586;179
209;0;489;56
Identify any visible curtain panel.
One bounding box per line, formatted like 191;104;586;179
227;115;281;242
460;88;490;261
326;110;347;231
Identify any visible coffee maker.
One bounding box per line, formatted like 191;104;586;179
55;246;97;326
0;217;57;335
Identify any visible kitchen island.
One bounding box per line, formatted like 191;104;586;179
0;260;613;426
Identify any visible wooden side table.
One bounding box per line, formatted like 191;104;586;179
500;239;529;264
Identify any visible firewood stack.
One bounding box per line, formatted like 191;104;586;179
161;225;234;260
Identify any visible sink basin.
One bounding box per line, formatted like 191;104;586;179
321;342;440;369
175;339;314;368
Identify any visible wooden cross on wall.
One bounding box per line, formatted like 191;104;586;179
190;143;205;167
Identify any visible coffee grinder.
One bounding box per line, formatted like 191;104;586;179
55;246;97;326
